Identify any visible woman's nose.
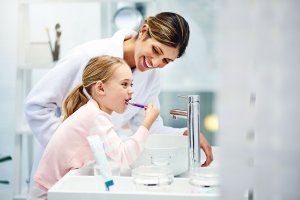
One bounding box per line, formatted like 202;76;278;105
151;57;162;68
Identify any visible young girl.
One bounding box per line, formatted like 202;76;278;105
28;55;159;199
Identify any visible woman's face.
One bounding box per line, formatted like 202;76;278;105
97;65;133;114
134;25;179;72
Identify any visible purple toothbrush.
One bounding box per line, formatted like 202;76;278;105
128;102;147;109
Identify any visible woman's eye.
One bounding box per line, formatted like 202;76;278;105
122;83;128;87
152;47;159;54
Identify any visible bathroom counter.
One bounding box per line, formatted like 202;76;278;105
48;165;220;200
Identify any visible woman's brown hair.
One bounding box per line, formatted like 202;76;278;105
144;12;190;58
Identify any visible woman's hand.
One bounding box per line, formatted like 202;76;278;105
183;130;213;167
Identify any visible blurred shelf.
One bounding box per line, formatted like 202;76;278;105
15;125;32;136
17;63;55;69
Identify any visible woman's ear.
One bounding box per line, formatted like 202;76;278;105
95;81;105;95
139;24;149;39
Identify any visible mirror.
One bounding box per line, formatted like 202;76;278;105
113;7;143;31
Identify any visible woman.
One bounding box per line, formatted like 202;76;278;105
25;12;213;186
28;55;159;199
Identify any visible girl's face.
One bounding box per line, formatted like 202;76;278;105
134;25;179;72
96;65;133;114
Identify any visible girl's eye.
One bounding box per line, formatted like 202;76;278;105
163;59;169;64
122;82;133;88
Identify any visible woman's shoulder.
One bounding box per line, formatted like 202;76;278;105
113;29;137;39
71;38;112;54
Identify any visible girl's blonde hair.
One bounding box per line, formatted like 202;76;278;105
63;55;128;120
143;12;190;58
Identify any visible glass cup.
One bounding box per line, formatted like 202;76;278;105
132;165;174;192
189;167;219;194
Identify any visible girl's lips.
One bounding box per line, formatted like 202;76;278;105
125;98;132;105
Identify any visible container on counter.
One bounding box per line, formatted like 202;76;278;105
189;167;219;194
132;165;174;192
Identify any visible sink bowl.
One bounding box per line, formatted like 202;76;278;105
131;134;189;176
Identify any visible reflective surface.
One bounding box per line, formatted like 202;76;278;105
113;7;143;30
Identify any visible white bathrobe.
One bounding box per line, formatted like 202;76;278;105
25;29;186;186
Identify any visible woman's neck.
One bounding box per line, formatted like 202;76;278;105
123;36;136;69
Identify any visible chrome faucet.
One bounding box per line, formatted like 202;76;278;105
170;95;201;171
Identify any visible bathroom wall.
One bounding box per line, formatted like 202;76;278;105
215;1;300;199
28;2;101;59
157;0;219;145
0;1;17;199
159;0;218;92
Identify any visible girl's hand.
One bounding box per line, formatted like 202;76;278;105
142;103;159;129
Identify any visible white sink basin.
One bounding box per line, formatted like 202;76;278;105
48;166;220;200
131;134;189;176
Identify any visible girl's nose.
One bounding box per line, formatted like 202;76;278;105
128;87;133;94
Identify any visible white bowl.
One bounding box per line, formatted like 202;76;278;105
131;134;188;176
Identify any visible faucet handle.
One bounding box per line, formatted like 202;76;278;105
177;95;200;103
177;95;188;99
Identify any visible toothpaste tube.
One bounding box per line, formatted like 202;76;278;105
87;135;114;191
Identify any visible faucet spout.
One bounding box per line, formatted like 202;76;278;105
169;95;201;171
170;109;187;119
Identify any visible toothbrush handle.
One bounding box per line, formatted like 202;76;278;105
130;102;147;109
133;103;146;108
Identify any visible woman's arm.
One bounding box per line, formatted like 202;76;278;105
24;51;86;147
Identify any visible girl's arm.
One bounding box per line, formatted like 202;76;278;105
91;114;150;166
128;70;185;135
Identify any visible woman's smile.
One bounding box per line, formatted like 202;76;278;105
144;57;153;68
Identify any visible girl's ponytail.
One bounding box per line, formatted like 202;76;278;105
63;84;88;121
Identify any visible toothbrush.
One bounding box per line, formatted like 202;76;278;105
128;102;147;109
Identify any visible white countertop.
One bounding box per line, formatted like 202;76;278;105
48;147;220;200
